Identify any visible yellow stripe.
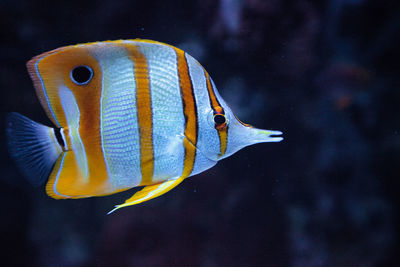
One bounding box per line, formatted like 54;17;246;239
203;69;228;157
127;45;154;185
175;49;197;177
204;69;222;112
217;129;228;157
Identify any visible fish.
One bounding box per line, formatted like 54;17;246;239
6;39;283;213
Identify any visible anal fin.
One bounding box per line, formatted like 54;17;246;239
46;151;109;199
108;177;186;214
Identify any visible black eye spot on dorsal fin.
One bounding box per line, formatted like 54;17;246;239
70;65;93;85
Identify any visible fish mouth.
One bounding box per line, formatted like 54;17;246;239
250;129;283;143
265;130;283;142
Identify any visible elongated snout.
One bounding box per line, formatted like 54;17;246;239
248;128;283;144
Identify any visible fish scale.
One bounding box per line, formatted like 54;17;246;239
6;39;283;213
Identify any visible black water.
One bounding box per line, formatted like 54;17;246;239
1;0;399;266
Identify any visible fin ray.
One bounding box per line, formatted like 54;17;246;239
6;112;63;186
108;177;186;214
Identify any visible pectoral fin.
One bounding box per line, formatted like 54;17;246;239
108;177;186;214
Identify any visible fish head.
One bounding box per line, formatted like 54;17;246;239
221;106;283;159
196;78;283;162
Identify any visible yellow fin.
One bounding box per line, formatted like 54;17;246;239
46;152;111;199
108;177;186;214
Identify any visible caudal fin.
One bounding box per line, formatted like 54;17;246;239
6;112;63;186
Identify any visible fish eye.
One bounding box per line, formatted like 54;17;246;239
70;65;93;85
214;114;226;125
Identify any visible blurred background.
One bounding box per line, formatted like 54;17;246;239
1;0;399;266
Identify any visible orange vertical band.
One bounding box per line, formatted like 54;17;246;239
175;49;198;177
203;69;228;157
128;45;154;185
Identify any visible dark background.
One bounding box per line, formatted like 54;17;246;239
1;0;399;266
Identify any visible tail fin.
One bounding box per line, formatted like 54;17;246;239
6;112;63;186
